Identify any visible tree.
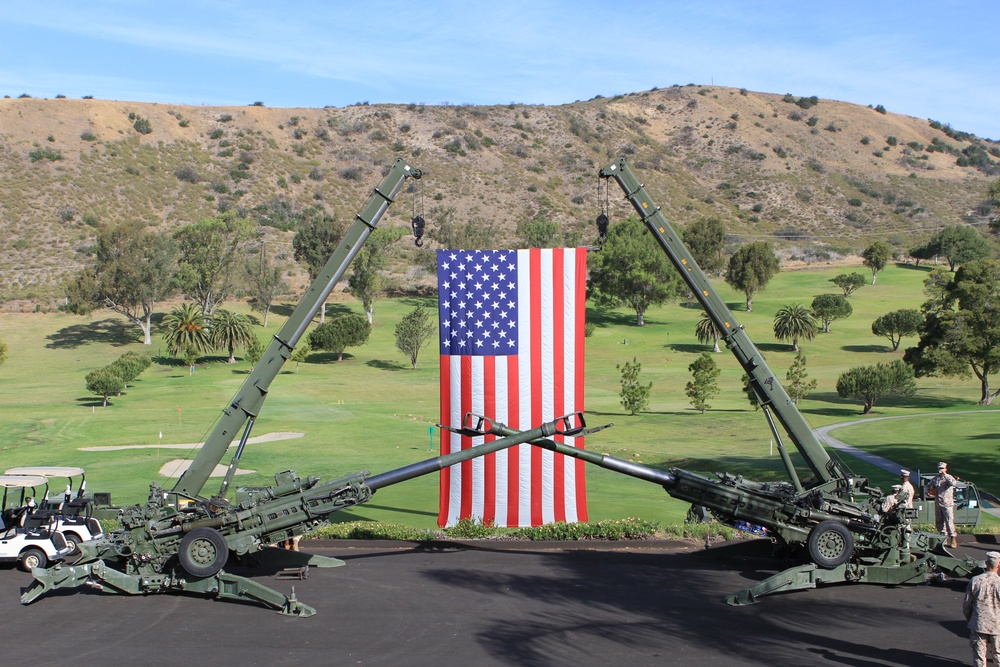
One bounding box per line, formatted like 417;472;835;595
107;351;151;388
244;335;265;369
292;208;346;323
989;176;1000;206
209;309;255;364
908;241;940;268
430;209;499;250
933;225;992;271
872;309;923;351
348;226;407;325
772;304;818;351
588;216;683;326
308;313;371;361
836;360;916;414
725;241;780;311
290;341;310;372
65;220;176;345
695;315;722;353
741;374;760;411
681;217;727;275
162;302;212;360
394;306;435;369
785;351;817;404
830;272;866;297
685;352;720;414
810;294;853;333
904;260;1000;404
517;217;561;248
85;368;125;407
617;357;651;415
861;241;892;284
243;243;287;328
173;211;259;314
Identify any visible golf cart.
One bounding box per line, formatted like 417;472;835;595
4;467;104;550
0;475;72;571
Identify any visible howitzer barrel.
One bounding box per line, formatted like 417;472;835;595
475;417;676;488
366;412;592;491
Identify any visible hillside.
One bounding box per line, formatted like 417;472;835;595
0;85;997;306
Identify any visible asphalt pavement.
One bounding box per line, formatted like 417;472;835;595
1;537;991;666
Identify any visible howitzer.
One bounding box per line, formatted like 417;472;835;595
585;158;985;603
21;412;602;616
18;160;421;615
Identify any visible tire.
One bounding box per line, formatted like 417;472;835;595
807;520;854;569
178;527;229;578
19;548;47;572
63;533;82;555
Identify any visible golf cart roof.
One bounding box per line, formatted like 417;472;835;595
5;467;85;478
0;475;50;489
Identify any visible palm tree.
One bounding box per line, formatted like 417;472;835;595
773;304;818;352
162;302;212;358
695;315;722;353
210;309;255;363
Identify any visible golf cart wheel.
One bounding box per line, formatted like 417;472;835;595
19;548;47;572
179;527;229;578
63;532;82;555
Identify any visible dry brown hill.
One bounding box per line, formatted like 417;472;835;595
1;86;997;307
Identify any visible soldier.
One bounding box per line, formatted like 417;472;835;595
925;461;958;548
964;550;1000;667
898;469;914;509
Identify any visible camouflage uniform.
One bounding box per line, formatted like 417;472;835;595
898;470;914;509
925;463;957;546
964;553;1000;667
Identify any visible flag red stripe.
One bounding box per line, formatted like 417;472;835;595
482;356;497;523
438;354;451;527
506;354;520;527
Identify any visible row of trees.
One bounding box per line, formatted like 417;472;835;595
66;207;412;349
84;351;152;406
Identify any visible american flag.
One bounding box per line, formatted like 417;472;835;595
437;248;587;527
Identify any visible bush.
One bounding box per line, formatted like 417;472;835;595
133;117;152;134
80;130;96;141
339;166;362;181
28;148;62;162
174;166;200;184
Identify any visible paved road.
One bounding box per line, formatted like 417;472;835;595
1;538;991;666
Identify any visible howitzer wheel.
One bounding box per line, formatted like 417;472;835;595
179;527;229;578
807;521;854;569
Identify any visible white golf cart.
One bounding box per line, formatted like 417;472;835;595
0;475;73;571
4;467;104;551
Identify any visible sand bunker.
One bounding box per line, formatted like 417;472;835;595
76;432;305;479
158;460;254;479
79;432;304;451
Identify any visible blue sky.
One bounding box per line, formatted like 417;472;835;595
2;1;998;139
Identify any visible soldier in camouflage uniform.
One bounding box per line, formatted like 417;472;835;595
925;461;958;548
964;551;1000;667
898;469;914;509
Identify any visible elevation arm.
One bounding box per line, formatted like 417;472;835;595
172;159;422;500
598;158;844;489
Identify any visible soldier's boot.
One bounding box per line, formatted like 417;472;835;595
948;536;959;548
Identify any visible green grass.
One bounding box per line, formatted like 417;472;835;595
1;261;998;531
